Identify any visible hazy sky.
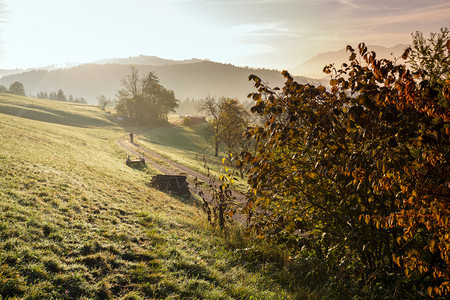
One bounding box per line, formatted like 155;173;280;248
0;0;449;70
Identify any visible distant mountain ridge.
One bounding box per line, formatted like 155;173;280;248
0;69;26;78
4;44;407;105
291;44;408;79
0;60;322;105
93;55;203;66
0;64;78;79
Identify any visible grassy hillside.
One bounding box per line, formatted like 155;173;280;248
137;120;224;174
0;94;300;299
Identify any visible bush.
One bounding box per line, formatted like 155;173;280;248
238;43;450;297
182;116;206;126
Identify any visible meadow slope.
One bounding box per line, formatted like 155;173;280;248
0;94;300;299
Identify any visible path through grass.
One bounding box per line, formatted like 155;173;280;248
137;122;249;192
0;94;300;299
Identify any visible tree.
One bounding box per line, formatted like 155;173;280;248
238;43;449;297
198;96;250;158
408;27;450;85
115;66;178;125
0;85;7;93
8;82;25;96
217;98;250;158
56;89;67;101
74;97;87;104
198;96;221;156
115;66;141;120
141;72;178;123
97;95;111;110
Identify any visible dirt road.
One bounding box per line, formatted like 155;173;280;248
117;134;247;219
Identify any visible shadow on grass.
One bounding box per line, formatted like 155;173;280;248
125;162;147;171
0;104;113;128
139;123;210;154
169;193;199;206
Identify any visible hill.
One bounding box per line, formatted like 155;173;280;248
93;55;202;66
0;94;301;299
292;44;408;78
0;69;25;78
0;61;321;105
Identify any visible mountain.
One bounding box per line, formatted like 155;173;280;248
0;64;78;80
291;44;408;79
0;69;25;78
0;60;321;105
93;55;203;66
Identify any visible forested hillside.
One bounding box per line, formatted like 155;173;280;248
0;61;320;105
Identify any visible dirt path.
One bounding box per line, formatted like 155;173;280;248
117;134;247;221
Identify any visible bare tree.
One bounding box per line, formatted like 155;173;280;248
97;95;111;110
198;96;221;156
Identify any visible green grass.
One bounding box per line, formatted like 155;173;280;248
139;122;221;170
136;121;249;191
0;94;302;299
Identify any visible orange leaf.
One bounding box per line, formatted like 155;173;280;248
427;286;433;297
430;239;436;250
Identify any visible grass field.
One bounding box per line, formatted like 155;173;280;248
136;120;249;192
0;94;302;299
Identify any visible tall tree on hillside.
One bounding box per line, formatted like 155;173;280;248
217;98;250;158
198;96;221;156
141;72;178;122
8;81;25;96
198;96;250;158
116;66;178;125
116;65;142;120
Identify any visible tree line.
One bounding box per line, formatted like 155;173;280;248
36;90;87;104
0;81;26;96
0;81;88;105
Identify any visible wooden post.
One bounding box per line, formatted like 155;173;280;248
129;132;134;143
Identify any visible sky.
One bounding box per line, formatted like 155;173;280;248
0;0;449;70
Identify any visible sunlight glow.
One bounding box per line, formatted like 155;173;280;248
0;0;448;70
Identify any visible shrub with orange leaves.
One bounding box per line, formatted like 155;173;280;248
238;41;449;297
